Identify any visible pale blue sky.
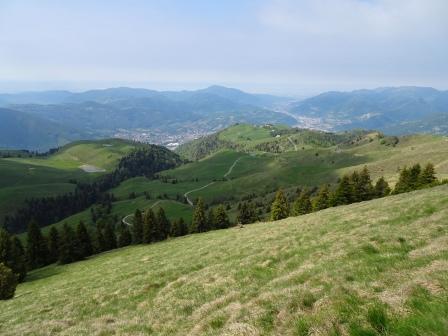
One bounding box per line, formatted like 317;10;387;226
0;0;447;95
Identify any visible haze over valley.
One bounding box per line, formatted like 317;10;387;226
1;1;447;335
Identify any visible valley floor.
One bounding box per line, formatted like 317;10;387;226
1;186;448;335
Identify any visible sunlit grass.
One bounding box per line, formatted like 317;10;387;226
2;185;447;335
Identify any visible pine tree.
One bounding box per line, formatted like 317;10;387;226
132;209;143;244
350;170;361;203
0;228;11;268
76;221;93;258
26;220;49;269
419;163;437;187
0;263;17;300
95;223;107;253
292;189;312;216
357;166;374;201
207;208;216;230
191;198;207;233
59;223;81;264
157;208;171;240
143;209;157;243
374;177;391;198
171;218;188;237
312;185;330;211
103;223;117;251
331;175;353;206
237;202;249;224
408;164;422;189
214;205;230;229
48;227;60;263
10;237;26;282
117;224;132;247
270;189;289;221
393;167;411;194
0;230;26;282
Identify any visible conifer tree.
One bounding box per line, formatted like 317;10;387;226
191;198;207;233
207;208;216;230
26;220;49;269
76;221;93;258
48;226;60;263
331;175;353;206
10;237;26;282
103;223;117;251
270;189;289;221
393;167;411;194
0;228;11;268
117;224;132;247
171;218;188;237
95;223;107;253
214;205;230;229
419;163;437;187
312;185;330;211
170;219;181;237
157;207;171;240
292;189;312;216
350;171;361;203
357;166;374;201
132;209;144;244
374;177;391;198
143;209;157;243
408;164;422;189
237;202;250;224
0;263;17;300
59;223;81;264
0;230;26;282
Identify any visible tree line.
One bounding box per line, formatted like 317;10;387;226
0;195;234;287
270;163;442;221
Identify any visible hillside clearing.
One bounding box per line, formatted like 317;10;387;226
1;185;447;335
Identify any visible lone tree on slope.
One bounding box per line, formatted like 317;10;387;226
271;189;289;221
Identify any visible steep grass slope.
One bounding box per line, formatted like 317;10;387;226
1;185;447;335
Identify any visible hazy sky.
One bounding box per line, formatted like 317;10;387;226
0;0;447;95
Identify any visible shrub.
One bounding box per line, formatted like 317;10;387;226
0;263;18;300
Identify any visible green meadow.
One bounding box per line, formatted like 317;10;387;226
0;139;144;221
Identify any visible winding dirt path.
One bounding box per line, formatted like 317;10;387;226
122;200;162;226
121;156;244;225
287;136;297;151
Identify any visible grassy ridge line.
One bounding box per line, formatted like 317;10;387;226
1;185;447;335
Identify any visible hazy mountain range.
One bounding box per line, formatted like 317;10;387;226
291;86;448;133
0;85;447;151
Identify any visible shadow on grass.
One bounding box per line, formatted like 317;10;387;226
24;264;63;283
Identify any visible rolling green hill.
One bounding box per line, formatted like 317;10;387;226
0;139;147;223
1;185;447;335
103;125;448;228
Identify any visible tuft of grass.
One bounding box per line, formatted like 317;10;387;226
367;304;389;335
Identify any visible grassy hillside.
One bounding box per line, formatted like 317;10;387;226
0;139;145;222
1;185;447;335
175;124;358;161
110;128;448;225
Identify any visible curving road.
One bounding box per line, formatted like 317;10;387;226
122;200;162;226
287;136;298;151
122;156;244;225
